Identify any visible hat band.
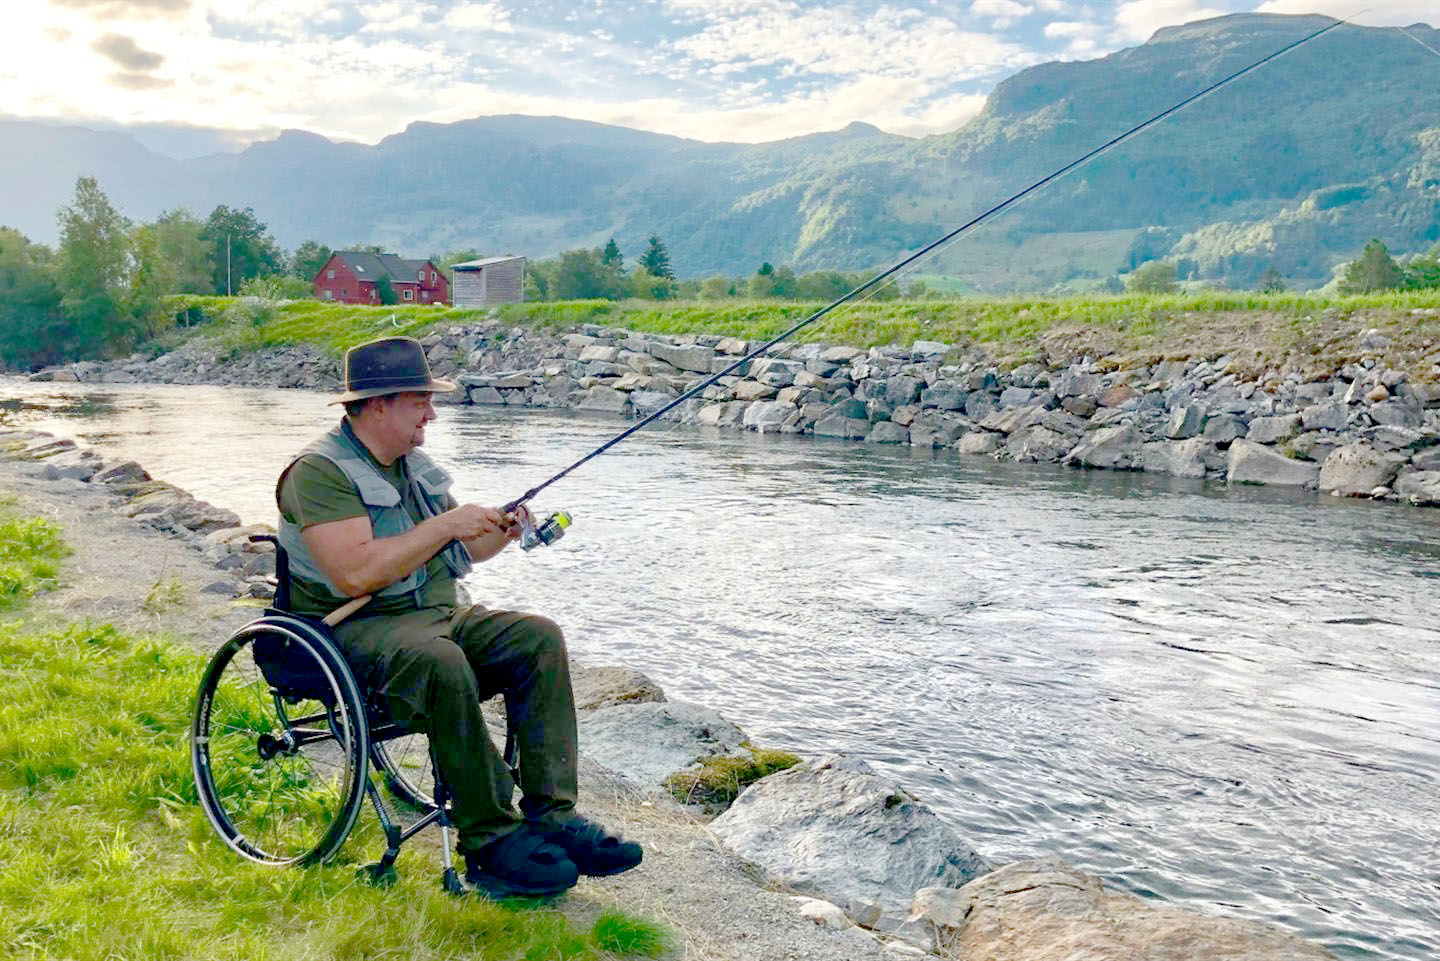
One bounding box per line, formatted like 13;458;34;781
347;373;438;388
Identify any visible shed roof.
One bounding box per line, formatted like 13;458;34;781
452;255;526;270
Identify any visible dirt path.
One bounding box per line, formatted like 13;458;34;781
1;451;894;961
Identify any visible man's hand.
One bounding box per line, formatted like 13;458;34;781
456;504;521;563
444;503;509;541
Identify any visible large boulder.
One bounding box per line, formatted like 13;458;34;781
571;666;666;711
1227;440;1320;487
1396;470;1440;505
1165;405;1205;440
577;701;746;789
1067;425;1145;470
1142;439;1217;478
1318;444;1400;496
742;400;793;433
814;411;870;440
1246;414;1302;445
575;386;631;415
909;412;968;448
908;859;1335;961
649;342;716;373
1005;425;1071;463
710;755;990;916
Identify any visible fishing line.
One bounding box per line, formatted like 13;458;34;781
503;14;1349;514
1397;24;1440;60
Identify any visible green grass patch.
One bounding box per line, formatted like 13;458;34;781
165;289;1440;365
0;516;667;961
663;746;801;807
0;515;65;611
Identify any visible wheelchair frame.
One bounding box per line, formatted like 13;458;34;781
189;536;512;893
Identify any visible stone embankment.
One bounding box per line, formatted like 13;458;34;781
32;314;1440;506
3;424;1341;959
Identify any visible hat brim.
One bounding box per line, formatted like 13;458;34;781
329;378;457;405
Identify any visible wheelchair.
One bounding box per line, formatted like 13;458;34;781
189;535;513;894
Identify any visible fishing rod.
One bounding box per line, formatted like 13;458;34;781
503;14;1349;527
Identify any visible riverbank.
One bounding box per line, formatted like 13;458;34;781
0;429;1346;960
31;294;1440;506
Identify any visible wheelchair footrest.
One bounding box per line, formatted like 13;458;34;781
442;867;465;896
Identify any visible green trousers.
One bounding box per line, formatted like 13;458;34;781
331;604;579;853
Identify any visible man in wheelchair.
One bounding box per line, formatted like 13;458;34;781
275;335;641;898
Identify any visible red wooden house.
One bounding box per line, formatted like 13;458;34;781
312;251;449;305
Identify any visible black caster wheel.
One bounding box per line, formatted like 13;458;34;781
359;861;399;887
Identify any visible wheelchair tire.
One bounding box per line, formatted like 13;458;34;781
192;616;369;866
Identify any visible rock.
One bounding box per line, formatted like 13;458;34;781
1364;383;1390;404
1141;439;1216;478
919;386;966;411
1061;395;1097;417
1005;426;1071;463
866;421;909;445
796;898;853;930
650;343;716;373
1227;439;1320;487
814;410;870;440
1369;401;1423;429
1098;384;1138;408
912;859;1335;961
577;701;746;789
1066;425;1145;470
1318;444;1400;496
908;413;968;448
1245;414;1301;445
910;340;949;359
1165;404;1205;439
92;460;150;484
575;386;631;415
955;431;1002;455
885;375;923;406
1300;402;1347;432
733;380;778;402
1202;413;1246;444
698;402;747;427
998;386;1034;408
1396;471;1440;505
571;665;666;710
200;579;238;595
743;401;793;433
1411;448;1440;471
629;390;674;419
1358;328;1391;349
467;385;506;405
711;755;989;916
1054;369;1102;399
577;345;620;363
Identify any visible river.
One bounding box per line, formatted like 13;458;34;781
6;379;1439;960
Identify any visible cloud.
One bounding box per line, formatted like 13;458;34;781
1253;0;1438;28
1112;1;1228;42
971;0;1033;28
92;33;165;71
110;70;172;89
51;0;190;14
444;1;515;32
1043;18;1105;56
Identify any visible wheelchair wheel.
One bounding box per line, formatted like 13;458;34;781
372;731;437;811
192;617;369;866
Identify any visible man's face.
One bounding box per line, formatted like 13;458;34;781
375;391;437;452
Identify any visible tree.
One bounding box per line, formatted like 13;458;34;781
1404;254;1440;290
601;238;624;273
630;266;677;300
56;176;133;355
0;228;63;368
1258;264;1286;293
547;248;620;300
638;235;673;280
1339;239;1404;294
375;276;399;305
796;270;852;300
290;240;332;281
201;205;283;295
1126;260;1179;294
699;275;735;300
750;262;798;298
149;208;211;294
431;248;479;286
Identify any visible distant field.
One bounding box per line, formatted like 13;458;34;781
164;290;1440;379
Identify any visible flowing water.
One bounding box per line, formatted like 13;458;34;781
7;379;1439;959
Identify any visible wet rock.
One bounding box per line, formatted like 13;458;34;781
908;413;968;448
743;400;792;433
572;665;666;710
1005;426;1070;463
1318;444;1400;496
1067;425;1145;470
92;461;150;484
1227;439;1320;487
910;859;1336;961
814;411;870;440
467;386;506;405
1142;439;1217;478
710;755;990;917
698;402;747;427
1396;471;1440;505
955;431;1002;455
866;421;909;444
578;700;746;789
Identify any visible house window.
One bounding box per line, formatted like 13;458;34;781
417;270;424;281
323;289;333;299
326;269;335;280
403;289;414;301
430;271;437;283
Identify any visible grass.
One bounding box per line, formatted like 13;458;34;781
164;289;1440;375
0;516;669;961
0;515;65;612
662;746;801;808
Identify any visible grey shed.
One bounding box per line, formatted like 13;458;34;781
451;256;526;307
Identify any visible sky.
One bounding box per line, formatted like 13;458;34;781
2;0;1436;158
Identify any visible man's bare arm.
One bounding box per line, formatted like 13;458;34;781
302;504;504;597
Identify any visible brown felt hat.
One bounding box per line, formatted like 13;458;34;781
330;336;456;404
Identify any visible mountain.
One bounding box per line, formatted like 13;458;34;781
1;13;1435;290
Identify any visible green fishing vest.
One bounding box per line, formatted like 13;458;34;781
276;423;473;608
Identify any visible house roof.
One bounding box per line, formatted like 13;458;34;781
452;255;526;270
328;251;434;285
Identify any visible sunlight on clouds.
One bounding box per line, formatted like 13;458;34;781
1112;1;1228;42
1254;0;1436;27
971;0;1034;29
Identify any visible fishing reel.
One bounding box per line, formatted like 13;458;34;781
511;506;572;552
